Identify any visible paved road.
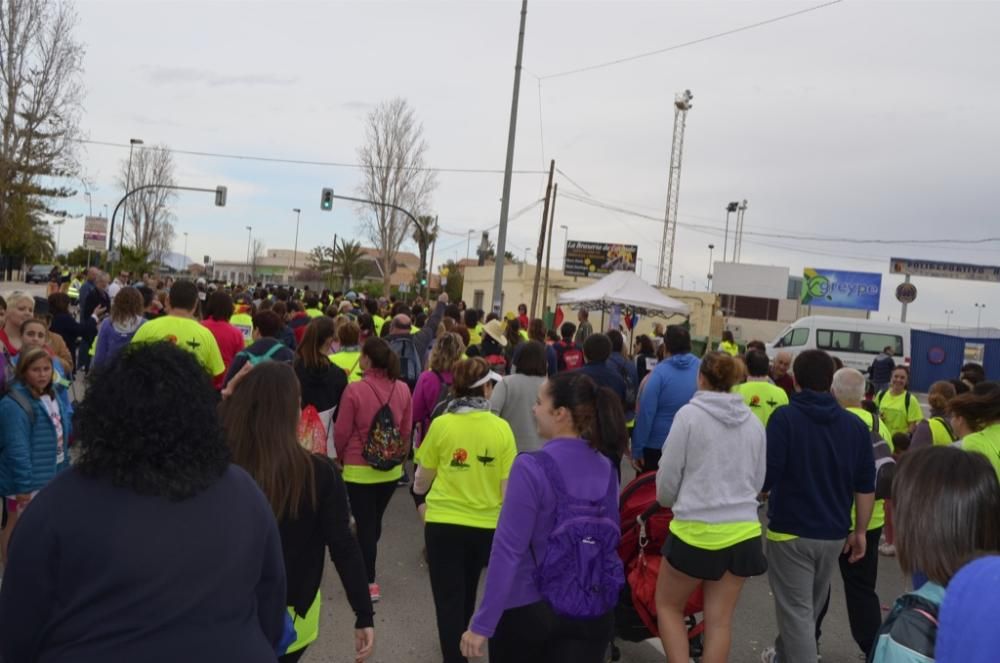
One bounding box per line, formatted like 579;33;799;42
307;460;909;663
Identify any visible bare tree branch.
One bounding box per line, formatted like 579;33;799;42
116;144;177;263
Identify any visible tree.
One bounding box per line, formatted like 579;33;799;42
117;145;177;263
0;0;85;260
412;215;438;295
442;260;464;303
333;239;366;290
356;97;436;292
250;239;264;279
65;244;100;267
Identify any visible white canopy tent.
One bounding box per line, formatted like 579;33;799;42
556;270;690;318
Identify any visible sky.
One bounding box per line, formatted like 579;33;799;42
57;0;1000;327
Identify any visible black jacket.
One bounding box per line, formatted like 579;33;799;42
294;358;348;414
279;455;374;627
223;338;295;387
0;466;286;663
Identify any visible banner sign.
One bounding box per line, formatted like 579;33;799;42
890;257;1000;283
801;267;882;311
83;216;107;251
564;241;637;278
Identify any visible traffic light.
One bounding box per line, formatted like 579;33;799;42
419;270;428;287
214;185;227;207
321;188;334;211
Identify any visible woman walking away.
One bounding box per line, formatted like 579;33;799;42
222;362;375;663
654;352;766;663
0;348;72;562
490;340;547;452
948;381;1000;479
462;372;628;663
635;334;657;383
910;381;958;449
0;342;287;663
875;366;924;437
200;291;245;384
93;286;146;369
334;336;413;603
294;317;348;458
329;320;364;383
869;446;1000;662
412;332;465;446
414;358;515;663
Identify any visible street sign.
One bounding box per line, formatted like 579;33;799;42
83;216;108;251
895;282;917;304
890;257;1000;284
563;240;637;278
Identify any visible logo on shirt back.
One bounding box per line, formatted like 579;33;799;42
749;395;761;408
450;449;470;468
477;451;495;467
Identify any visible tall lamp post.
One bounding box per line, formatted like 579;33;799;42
119;138;143;252
723;201;739;262
707;243;715;291
975;303;986;336
945;309;955;329
52;218;65;255
291;208;302;277
182;232;189;270
245;226;253;284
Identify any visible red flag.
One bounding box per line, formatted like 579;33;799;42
554;307;564;329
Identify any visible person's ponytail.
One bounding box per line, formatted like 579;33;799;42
547;373;627;459
592;384;628;460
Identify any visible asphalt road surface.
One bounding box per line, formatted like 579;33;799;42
306;460;908;663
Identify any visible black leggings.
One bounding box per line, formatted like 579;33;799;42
345;480;397;583
425;523;494;663
278;648;306;663
489;601;614;663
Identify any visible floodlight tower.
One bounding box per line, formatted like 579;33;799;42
658;89;694;288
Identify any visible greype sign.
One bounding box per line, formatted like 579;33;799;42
890;257;1000;284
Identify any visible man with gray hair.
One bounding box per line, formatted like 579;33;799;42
815;367;885;658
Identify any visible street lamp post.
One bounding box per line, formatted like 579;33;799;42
246;226;253;284
117;138;143;252
52;219;65;255
707;243;715;291
724;202;739;262
183;232;189;270
103;204;108;219
466;230;475;260
292;208;302;277
523;247;530;264
84;192;93;217
975;303;986;336
945;309;955;329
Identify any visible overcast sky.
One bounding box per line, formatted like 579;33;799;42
62;0;1000;327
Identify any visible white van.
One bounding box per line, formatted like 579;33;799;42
765;316;911;373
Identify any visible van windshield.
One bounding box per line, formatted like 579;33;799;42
777;327;809;347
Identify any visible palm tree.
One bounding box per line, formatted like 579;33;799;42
333;239;366;290
412;215;438;296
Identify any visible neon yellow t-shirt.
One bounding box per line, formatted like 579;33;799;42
343;464;402;484
877;390;923;437
229;313;253;347
329;349;363;383
846;407;886;531
963;423;1000;481
929;417;956;446
735;381;789;427
131;316;226;377
670;520;761;551
305;308;323;319
414;410;516;529
373;315;385;336
468;324;483;347
718;340;739;357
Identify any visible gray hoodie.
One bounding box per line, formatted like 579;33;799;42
656;390;767;525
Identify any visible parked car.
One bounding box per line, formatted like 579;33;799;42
766;315;911;374
25;264;55;284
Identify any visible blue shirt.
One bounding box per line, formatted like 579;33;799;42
631;353;700;459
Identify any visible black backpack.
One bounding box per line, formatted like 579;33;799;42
388;335;422;392
361;382;407;471
868;591;940;662
870;415;896;501
428;370;453;423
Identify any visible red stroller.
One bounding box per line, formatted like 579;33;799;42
615;471;705;659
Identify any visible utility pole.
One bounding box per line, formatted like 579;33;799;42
292;208;302;277
491;0;528;314
530;159;555;319
426;216;438;299
658;90;693;288
541;182;558;318
331;233;338;290
735;199;748;262
723;201;738;262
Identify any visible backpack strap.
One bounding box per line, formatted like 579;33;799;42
931;416;957;441
7;388;36;425
876;389;887;407
363;380;387;408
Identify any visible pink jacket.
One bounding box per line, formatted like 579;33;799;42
412;369;452;444
334;370;413;467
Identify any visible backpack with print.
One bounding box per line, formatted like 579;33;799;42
388;335;422;392
531;450;624;619
560;341;585;371
236;342;285;367
361;382;407;470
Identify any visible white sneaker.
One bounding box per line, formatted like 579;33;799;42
760;647;777;663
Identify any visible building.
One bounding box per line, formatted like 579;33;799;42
459;264;718;340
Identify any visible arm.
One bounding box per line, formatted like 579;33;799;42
655;409;688;506
411;373;435;429
1;402;34;495
469;455;540;638
909;420;933;450
412;300;446;359
334;386;357;460
255;511;288;648
223;353;247;388
319;463;375;628
413;466;437;496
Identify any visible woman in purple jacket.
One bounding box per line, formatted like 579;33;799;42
461;372;627;663
92;287;145;369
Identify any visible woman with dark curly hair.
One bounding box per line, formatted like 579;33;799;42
0;342;287;663
221;361;375;663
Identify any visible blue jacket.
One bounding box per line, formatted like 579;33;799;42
763;390;875;539
0;382;72;495
579;360;628;407
632;353;700;459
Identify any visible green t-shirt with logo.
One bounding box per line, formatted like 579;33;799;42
877;390;923;437
963;423;1000;481
735;381;789;427
131;316;225;378
414;410;516;529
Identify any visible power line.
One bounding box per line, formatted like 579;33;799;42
74;138;550;176
540;0;844;80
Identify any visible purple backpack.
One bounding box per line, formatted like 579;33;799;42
531;450;625;619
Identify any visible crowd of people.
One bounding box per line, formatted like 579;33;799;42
0;273;998;663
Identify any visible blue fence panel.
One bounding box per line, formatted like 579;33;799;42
910;330;1000;392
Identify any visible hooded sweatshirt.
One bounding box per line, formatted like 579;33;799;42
632;353;700;459
656;391;766;526
764;389;875;540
